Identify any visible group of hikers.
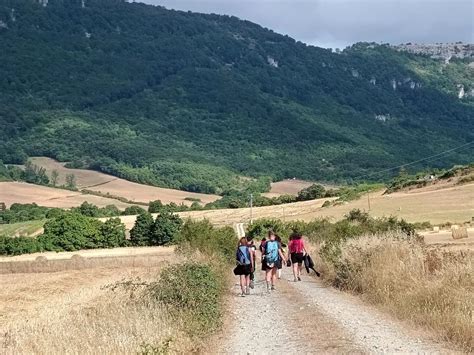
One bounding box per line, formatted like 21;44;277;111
234;229;307;297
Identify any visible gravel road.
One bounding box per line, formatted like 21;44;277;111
220;264;452;354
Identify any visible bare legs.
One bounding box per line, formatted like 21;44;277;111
240;274;250;295
292;261;302;281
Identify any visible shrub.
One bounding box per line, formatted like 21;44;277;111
177;220;235;262
149;262;223;335
0;235;42;255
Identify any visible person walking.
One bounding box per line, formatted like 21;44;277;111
288;231;306;282
275;235;286;279
247;235;257;289
234;237;254;296
262;230;286;292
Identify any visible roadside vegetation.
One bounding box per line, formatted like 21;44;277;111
248;211;473;351
386;163;474;193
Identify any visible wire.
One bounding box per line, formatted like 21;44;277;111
352;140;474;181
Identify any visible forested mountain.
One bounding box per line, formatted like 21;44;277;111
1;0;473;193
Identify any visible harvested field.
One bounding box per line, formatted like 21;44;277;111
0;181;135;209
29;157;220;205
110;183;474;234
262;179;313;198
0;247;183;354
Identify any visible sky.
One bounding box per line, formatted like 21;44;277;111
140;0;474;49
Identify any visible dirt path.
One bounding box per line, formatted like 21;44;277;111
221;266;451;354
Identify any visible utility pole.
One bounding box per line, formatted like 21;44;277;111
250;193;253;224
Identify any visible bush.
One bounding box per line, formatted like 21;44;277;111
177;220;235;262
149;262;223;335
0;236;42;255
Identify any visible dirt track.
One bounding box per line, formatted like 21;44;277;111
220;264;453;354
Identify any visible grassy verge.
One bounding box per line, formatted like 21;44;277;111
136;219;235;352
313;235;473;352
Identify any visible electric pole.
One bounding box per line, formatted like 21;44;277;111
250;193;253;224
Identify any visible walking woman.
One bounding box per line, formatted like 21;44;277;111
275;235;286;279
288;231;306;282
247;235;257;289
262;230;286;292
234;237;254;297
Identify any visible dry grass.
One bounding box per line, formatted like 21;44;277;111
0;252;204;354
29;157;220;205
316;234;474;351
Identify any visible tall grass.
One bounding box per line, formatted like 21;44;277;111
317;234;473;351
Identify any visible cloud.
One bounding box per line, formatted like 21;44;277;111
141;0;473;49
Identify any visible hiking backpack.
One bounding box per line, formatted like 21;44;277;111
236;246;251;265
265;240;279;264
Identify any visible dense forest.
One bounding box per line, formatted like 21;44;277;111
0;0;473;193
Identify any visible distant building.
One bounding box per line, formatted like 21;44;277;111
0;202;6;212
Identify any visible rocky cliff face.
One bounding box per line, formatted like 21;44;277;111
393;42;473;63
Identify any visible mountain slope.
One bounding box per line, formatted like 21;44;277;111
0;0;473;193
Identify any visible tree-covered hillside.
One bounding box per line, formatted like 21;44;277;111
0;0;473;193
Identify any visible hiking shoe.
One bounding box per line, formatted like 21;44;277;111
271;285;276;291
294;277;298;282
245;288;250;295
241;292;246;297
297;277;301;281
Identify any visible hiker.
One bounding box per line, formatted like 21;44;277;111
247;235;257;289
275;235;286;279
288;231;306;282
259;236;267;271
262;230;286;292
234;237;254;296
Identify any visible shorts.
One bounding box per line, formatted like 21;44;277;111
276;258;283;270
290;252;304;264
234;264;252;276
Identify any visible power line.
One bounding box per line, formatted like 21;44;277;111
352;140;474;181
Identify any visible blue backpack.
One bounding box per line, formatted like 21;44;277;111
236;246;251;265
265;241;279;264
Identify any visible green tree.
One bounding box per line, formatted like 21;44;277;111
149;211;183;245
123;205;146;215
130;211;153;246
297;184;326;201
42;213;102;251
75;201;100;217
148;200;164;213
99;218;127;248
